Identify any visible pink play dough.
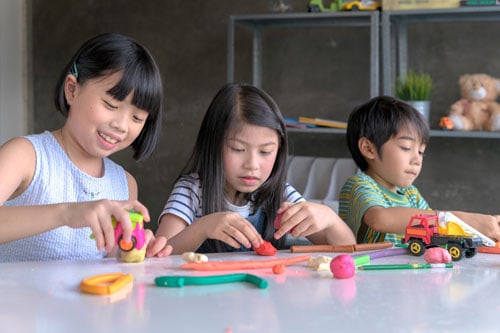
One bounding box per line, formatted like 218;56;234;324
330;254;356;279
424;247;452;264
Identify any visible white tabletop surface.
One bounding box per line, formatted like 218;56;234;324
1;249;499;333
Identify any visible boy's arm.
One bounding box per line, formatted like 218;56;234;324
363;206;433;234
449;211;500;241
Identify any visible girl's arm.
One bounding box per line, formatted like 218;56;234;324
151;212;263;255
274;201;356;245
0;137;148;252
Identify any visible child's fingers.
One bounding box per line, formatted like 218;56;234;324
220;223;258;249
157;245;173;257
110;208;133;244
120;200;150;222
274;203;309;239
277;201;294;214
126;200;150;222
146;236;173;258
91;226;106;251
98;215;117;253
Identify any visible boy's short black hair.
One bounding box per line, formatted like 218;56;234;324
346;95;430;171
54;33;163;161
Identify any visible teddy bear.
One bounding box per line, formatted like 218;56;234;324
447;73;500;131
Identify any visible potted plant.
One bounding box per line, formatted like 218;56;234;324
396;70;433;121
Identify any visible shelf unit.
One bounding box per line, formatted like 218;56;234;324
227;11;380;97
227;9;500;139
288;127;500;139
381;7;500;95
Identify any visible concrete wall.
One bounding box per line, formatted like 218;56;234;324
30;1;500;230
0;0;29;145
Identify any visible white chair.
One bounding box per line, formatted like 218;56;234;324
323;158;359;212
301;157;336;203
286;156;358;213
286;155;315;194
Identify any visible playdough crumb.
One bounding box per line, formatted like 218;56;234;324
273;264;285;274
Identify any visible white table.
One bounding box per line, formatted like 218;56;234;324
1;250;499;332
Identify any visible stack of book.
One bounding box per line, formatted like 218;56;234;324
460;0;500;6
284;117;347;129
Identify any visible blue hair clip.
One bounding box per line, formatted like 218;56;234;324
70;62;79;79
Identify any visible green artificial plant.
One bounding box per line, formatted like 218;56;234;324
396;70;433;101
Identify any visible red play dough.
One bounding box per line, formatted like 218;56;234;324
330;254;355;279
424;247;452;264
272;264;285;274
253;240;277;256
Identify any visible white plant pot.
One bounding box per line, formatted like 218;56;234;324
407;100;431;122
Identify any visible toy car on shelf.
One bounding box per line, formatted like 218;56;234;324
343;0;381;10
308;0;381;12
402;213;494;261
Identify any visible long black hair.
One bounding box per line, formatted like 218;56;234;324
182;83;289;251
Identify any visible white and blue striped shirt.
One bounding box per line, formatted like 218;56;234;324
160;173;304;251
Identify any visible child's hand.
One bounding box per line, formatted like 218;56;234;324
63;199;149;253
273;201;334;240
145;233;173;258
200;212;263;249
455;212;500;242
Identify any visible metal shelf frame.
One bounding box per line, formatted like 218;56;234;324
287;127;500;139
227;11;380;97
382;7;500;95
227;9;500;139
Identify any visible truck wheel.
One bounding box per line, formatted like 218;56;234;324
448;245;464;261
308;5;321;12
465;248;477;258
408;239;425;256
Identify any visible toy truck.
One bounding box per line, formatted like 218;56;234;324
402;213;488;261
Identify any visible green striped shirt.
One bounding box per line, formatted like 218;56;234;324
339;173;430;244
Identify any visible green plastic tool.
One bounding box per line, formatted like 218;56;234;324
154;273;268;289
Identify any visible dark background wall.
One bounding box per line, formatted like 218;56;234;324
31;0;500;230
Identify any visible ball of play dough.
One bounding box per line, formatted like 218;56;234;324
330;254;355;279
272;264;285;274
424;247;452;264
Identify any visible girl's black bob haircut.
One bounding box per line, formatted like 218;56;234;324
54;33;164;161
